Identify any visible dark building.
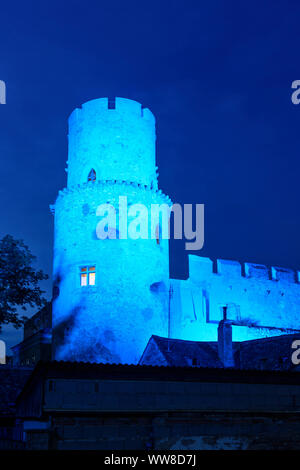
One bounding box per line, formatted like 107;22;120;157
0;365;33;449
11;303;52;367
13;360;300;450
2;317;300;449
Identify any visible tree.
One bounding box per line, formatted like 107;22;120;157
0;235;48;331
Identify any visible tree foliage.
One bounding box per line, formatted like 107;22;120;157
0;235;48;331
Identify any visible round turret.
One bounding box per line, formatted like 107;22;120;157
67;97;157;189
51;98;171;364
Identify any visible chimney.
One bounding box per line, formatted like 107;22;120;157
218;306;234;368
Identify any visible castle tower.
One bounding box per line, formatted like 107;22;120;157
51;98;172;364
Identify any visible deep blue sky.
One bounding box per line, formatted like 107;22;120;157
1;0;300;347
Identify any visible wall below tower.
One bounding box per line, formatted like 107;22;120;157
170;255;300;342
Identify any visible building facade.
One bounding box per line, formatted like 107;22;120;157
171;256;300;343
11;304;52;367
15;361;300;450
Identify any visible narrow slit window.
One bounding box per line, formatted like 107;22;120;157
80;266;96;286
88;169;96;182
108;97;116;109
155;224;161;245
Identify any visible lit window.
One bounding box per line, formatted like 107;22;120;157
80;266;96;286
88;169;96;182
88;266;96;285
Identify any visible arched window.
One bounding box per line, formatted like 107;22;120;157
88;169;96;182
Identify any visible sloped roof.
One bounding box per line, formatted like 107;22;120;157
3;333;300;418
23;302;52;340
238;333;300;371
150;335;224;368
143;334;300;372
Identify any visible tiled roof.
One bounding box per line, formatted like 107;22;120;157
146;334;300;372
151;335;224;368
238;333;300;371
12;357;300;410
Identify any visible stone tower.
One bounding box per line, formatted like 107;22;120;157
51;97;172;364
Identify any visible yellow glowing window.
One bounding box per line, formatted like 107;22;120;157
80;266;96;286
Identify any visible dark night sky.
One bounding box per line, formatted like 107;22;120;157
1;0;300;347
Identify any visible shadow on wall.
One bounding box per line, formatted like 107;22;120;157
52;306;78;359
53;303;121;364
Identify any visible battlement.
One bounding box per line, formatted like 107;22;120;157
189;255;300;285
51;179;173;214
68;97;155;127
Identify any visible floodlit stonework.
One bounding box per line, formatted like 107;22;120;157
51;97;300;364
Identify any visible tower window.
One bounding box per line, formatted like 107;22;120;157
80;266;96;286
155;224;161;245
88;169;96;182
108;97;116;109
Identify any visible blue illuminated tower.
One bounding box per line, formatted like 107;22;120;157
51;98;172;364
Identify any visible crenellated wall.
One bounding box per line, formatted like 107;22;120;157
170;256;300;343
